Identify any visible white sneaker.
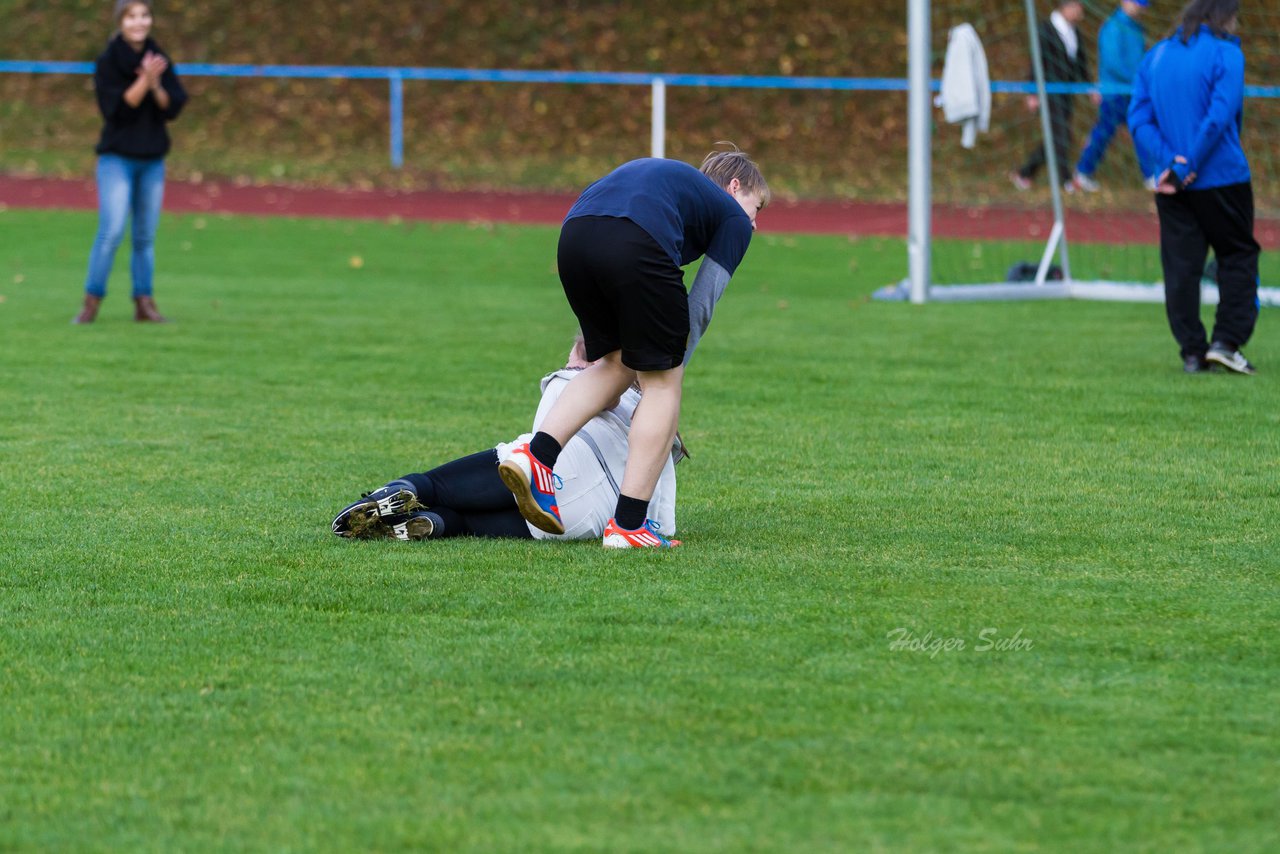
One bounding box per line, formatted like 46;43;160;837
1074;171;1101;192
1206;343;1256;375
602;518;680;548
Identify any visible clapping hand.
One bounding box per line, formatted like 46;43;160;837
138;51;168;88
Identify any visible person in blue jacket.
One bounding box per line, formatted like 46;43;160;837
1073;1;1150;192
497;148;768;547
1128;0;1260;374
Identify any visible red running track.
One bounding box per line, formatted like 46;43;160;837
3;174;1277;247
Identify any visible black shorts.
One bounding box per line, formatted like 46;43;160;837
557;216;688;371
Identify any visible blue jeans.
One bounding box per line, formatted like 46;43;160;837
1075;95;1130;178
84;154;166;298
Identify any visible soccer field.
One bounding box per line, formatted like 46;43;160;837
1;209;1277;851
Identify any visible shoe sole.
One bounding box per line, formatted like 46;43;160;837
337;510;433;541
391;514;435;541
372;489;421;516
1205;352;1256;375
602;535;682;549
332;489;423;539
497;459;566;535
333;500;383;538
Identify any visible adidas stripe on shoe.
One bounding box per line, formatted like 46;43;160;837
498;442;565;535
602;518;681;549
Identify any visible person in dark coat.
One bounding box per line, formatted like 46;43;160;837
1009;1;1090;190
74;0;187;325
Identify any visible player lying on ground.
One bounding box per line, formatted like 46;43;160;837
332;335;685;542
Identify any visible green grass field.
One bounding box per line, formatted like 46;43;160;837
1;208;1277;852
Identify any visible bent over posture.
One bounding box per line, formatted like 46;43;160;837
499;148;767;548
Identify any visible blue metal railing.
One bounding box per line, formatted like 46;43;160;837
3;59;1277;168
0;60;920;88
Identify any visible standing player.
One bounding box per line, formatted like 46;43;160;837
1128;0;1259;374
498;148;768;548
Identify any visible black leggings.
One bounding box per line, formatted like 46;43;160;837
400;450;532;539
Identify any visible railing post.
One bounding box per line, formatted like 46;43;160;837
650;77;666;159
907;0;931;304
389;71;404;169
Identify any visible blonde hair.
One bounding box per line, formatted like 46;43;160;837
699;143;770;207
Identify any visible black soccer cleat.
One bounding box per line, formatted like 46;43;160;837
331;479;423;539
389;511;436;541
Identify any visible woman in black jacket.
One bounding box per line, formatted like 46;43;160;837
74;0;187;324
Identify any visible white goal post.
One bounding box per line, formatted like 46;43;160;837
897;0;1280;307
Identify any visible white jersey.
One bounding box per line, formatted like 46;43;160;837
494;370;678;541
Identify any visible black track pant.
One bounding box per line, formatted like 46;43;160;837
1017;95;1074;184
1156;181;1260;358
400;450;532;539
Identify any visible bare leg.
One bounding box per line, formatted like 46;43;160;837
538;351;635;445
618;365;683;501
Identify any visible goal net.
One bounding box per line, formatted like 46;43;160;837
899;0;1280;303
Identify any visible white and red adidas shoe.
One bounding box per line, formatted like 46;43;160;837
498;442;565;535
602;518;681;549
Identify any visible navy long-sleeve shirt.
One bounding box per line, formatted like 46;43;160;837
565;158;753;274
565;158;754;362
